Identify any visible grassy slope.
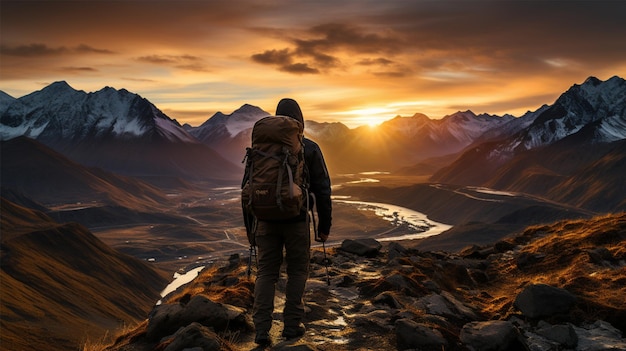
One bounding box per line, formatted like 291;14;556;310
0;199;170;351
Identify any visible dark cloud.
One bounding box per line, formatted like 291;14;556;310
136;54;207;71
0;43;113;57
373;70;409;78
0;43;66;56
74;44;115;54
61;66;98;73
302;23;403;54
280;63;319;74
251;49;293;65
251;23;400;74
358;58;394;66
251;49;321;74
122;77;157;83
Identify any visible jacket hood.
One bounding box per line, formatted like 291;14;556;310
276;98;304;125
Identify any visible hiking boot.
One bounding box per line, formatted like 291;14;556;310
282;323;306;339
254;332;270;346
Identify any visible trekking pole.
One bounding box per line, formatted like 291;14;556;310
321;241;331;286
247;245;253;278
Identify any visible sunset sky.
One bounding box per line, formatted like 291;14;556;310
2;0;625;128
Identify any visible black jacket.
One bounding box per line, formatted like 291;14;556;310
303;137;332;235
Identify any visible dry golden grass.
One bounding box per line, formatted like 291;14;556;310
164;264;254;308
478;212;626;327
82;321;146;351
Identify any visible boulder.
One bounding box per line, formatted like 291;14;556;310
273;343;318;351
514;284;576;318
341;238;382;257
373;291;403;309
395;318;448;350
573;320;626;351
418;294;454;317
387;242;408;261
535;321;578;348
460;320;520;351
163;322;221;351
146;294;247;340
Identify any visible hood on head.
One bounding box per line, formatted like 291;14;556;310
276;98;304;125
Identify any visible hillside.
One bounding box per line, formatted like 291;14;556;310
1;137;169;208
101;212;626;350
0;198;170;351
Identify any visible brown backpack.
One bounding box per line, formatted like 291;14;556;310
241;116;308;221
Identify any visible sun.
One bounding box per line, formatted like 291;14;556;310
361;116;382;128
332;107;392;128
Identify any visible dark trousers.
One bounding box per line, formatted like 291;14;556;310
252;220;310;334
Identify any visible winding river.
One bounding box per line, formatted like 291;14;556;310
159;175;454;296
332;197;452;241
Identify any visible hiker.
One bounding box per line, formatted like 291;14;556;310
243;98;332;345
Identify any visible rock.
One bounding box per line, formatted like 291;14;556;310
535;321;578;348
417;292;478;321
441;291;479;320
460;244;483;258
442;261;475;288
273;343;318;351
340;238;382;257
418;294;454;317
162;322;220;351
573;320;626;351
385;273;411;291
522;330;560;351
514;284;576;318
468;268;489;284
387;242;408;261
395;318;448;350
460;320;520;351
494;240;517;253
146;294;247;341
373;291;403;309
354;309;393;330
147;303;184;340
460;245;495;259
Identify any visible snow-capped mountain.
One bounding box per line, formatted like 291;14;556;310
1;81;196;144
478;105;550;143
0;82;239;181
431;76;626;211
187;103;270;139
377;110;513;145
184;104;270;162
305;121;351;140
514;76;626;150
0;90;15;115
313;110;515;172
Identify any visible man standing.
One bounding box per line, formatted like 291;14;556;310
245;98;332;346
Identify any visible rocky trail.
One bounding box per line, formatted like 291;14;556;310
105;214;626;351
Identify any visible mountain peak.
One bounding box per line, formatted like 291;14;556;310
234;103;264;114
39;81;79;95
48;80;72;88
583;76;602;86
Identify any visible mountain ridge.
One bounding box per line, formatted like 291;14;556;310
0;198;169;350
431;76;626;212
0;81;240;181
